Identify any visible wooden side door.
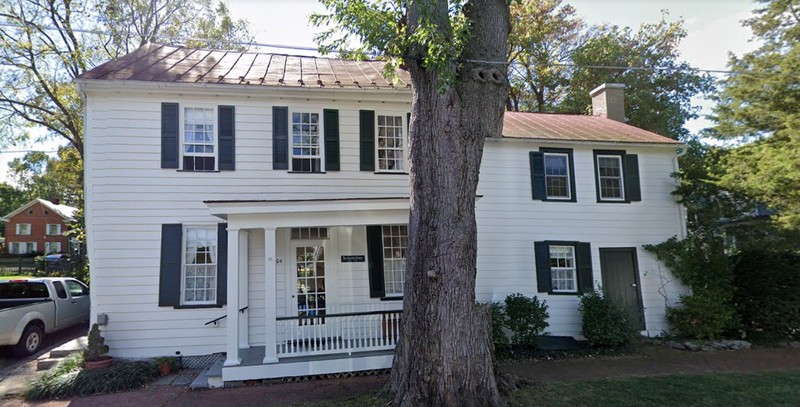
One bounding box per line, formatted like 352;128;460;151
599;248;645;330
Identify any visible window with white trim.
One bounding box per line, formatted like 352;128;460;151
291;111;322;172
183;107;216;171
9;242;36;254
596;155;624;200
44;242;62;254
382;225;408;296
46;224;62;235
376;115;406;172
544;153;571;199
290;227;329;240
16;224;31;235
182;226;218;305
549;245;577;293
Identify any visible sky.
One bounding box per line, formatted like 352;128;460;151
0;0;758;184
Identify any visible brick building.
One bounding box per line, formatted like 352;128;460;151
1;199;77;255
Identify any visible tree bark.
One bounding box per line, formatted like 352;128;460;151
388;1;510;406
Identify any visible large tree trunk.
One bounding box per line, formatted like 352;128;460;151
388;1;510;406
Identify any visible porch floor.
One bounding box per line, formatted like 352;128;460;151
223;346;395;382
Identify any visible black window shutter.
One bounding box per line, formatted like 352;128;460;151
161;103;180;169
359;110;375;171
218;106;235;171
529;152;546;200
217;223;228;306
323;109;340;171
272;106;289;170
159;224;182;306
366;225;385;298
576;242;593;293
534;241;551;293
624;154;641;202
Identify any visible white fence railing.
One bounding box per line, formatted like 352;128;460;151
276;309;402;357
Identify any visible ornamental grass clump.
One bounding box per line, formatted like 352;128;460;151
25;353;160;400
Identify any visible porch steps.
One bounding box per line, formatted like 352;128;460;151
190;358;224;389
36;336;87;371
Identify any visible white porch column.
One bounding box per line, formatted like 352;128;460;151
263;227;279;364
224;227;242;367
238;230;250;348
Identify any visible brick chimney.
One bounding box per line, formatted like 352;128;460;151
590;83;625;122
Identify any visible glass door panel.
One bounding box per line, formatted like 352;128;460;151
295;245;326;325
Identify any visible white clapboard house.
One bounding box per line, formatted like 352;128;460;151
77;44;686;384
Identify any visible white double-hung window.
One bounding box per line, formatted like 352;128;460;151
596;154;625;201
382;225;408;296
46;224;62;235
182;226;218;305
45;242;62;254
291;111;322;172
543;153;571;199
183;107;217;171
16;224;31;235
376;115;406;172
549;245;577;293
10;242;36;254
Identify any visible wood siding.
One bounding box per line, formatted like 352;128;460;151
85;89;684;358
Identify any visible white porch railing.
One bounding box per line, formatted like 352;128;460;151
276;309;402;357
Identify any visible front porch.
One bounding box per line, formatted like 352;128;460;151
205;197;409;383
224;310;400;381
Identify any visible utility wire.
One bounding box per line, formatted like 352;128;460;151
0;20;739;76
0;150;59;154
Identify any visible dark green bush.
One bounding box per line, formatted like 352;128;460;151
645;236;739;339
732;250;800;341
666;290;739;339
580;290;638;347
488;301;509;349
25;354;160;400
503;293;549;347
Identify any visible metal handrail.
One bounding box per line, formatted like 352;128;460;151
204;306;249;326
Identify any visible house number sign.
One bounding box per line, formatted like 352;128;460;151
341;255;366;263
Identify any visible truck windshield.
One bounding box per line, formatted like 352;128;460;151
0;282;49;299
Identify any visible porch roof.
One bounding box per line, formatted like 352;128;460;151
204;197;410;223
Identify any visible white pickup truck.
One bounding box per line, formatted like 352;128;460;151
0;277;90;356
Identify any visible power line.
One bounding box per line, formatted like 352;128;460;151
0;20;739;76
0;150;58;154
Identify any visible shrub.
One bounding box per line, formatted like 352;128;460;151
503;293;549;347
732;250;800;341
580;290;638;347
25;353;160;400
666;290;739;339
488;301;510;349
84;323;109;362
645;236;739;339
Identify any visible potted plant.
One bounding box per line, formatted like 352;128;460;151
83;323;112;369
154;356;177;376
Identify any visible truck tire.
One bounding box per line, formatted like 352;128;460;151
14;324;45;357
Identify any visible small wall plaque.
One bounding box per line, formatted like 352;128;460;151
341;255;366;263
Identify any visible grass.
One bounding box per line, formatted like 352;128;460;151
302;371;800;407
25;353;161;400
513;370;800;407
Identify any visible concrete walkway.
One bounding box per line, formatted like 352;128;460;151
1;344;799;407
0;329;87;400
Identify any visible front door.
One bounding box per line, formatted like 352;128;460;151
600;248;645;331
290;243;327;328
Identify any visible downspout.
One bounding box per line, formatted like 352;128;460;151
674;146;689;239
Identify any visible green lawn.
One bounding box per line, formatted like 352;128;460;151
307;370;800;407
510;370;800;407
